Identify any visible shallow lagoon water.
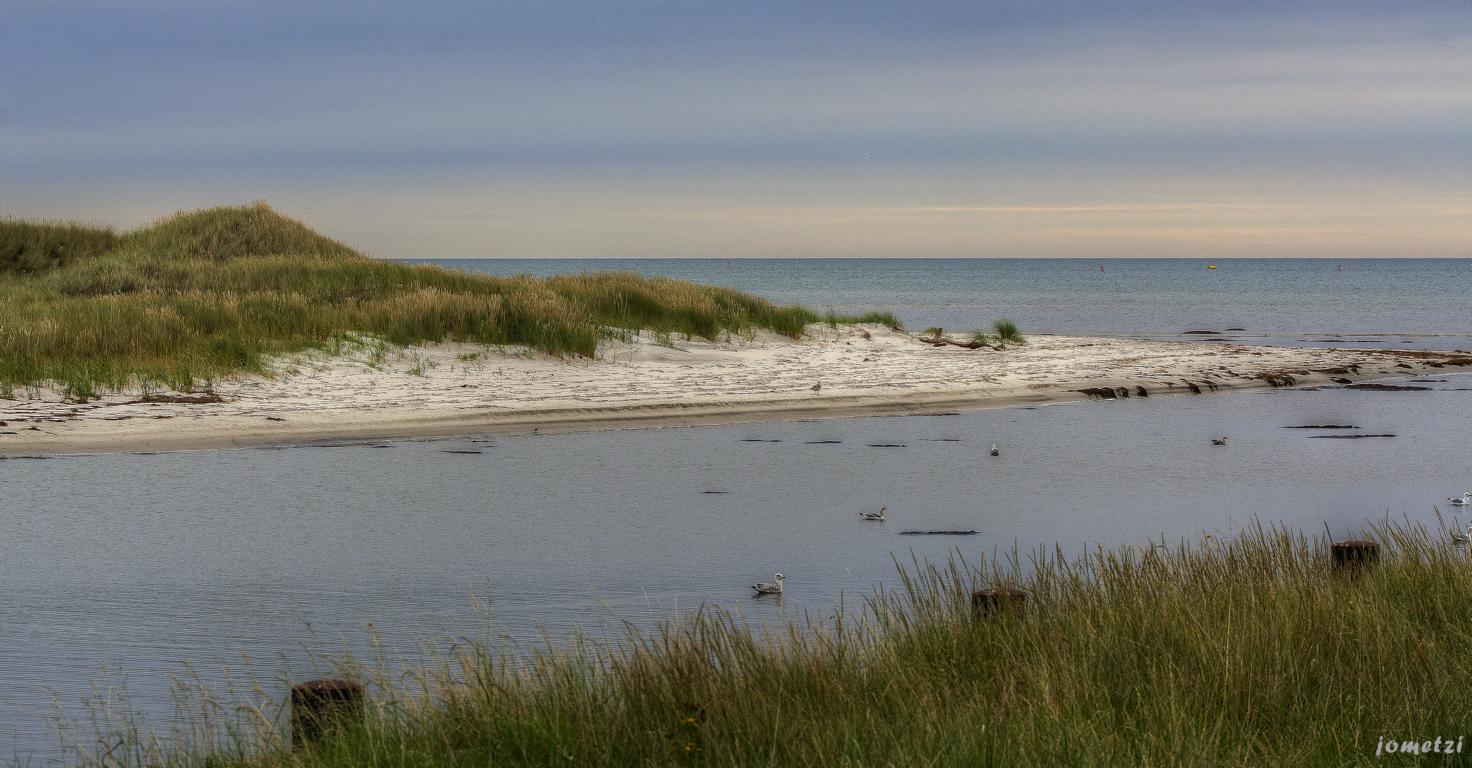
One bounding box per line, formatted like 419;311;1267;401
3;374;1472;759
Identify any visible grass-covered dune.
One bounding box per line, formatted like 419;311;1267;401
106;522;1472;767
0;203;897;399
0;219;119;273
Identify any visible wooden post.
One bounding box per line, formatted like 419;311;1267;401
291;679;364;746
1331;540;1379;572
971;588;1027;620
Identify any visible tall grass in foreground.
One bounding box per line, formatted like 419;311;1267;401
76;519;1472;767
0;203;899;399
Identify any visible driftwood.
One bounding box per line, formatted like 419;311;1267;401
921;335;1002;351
128;391;224;404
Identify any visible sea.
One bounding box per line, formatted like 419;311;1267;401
2;258;1470;762
407;258;1472;350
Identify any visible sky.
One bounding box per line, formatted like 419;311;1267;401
3;0;1469;259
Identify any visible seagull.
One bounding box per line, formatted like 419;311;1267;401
752;573;785;595
1449;492;1472;507
811;380;822;393
859;506;887;521
989;443;1000;457
1211;437;1228;446
1452;525;1472;543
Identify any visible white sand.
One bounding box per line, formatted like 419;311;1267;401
2;325;1468;456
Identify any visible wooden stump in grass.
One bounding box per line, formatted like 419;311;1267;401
972;588;1028;620
1331;540;1380;573
291;679;364;746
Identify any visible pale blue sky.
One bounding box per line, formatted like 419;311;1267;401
3;1;1468;258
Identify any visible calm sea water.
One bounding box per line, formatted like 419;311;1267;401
4;258;1472;761
405;258;1472;349
5;378;1472;760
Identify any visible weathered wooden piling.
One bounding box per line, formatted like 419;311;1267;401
971;588;1028;620
291;678;364;746
1331;540;1380;572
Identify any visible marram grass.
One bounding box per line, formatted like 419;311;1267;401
0;218;119;274
75;519;1472;767
0;203;900;399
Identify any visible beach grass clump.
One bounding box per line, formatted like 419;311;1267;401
87;520;1472;767
845;310;902;329
0;203;891;397
992;317;1025;345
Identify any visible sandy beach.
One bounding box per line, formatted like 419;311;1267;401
2;325;1468;456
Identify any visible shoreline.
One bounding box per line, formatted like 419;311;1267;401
3;326;1470;457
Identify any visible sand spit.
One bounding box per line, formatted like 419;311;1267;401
2;325;1469;456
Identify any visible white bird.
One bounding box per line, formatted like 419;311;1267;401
1452;526;1472;543
752;573;785;594
1449;492;1472;507
1211;437;1229;446
859;506;887;521
989;443;1000;457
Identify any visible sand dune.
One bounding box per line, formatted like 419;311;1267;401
2;325;1468;455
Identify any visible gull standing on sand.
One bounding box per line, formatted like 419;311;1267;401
859;506;887;521
752;573;784;595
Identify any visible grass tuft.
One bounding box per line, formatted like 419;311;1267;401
992;318;1025;345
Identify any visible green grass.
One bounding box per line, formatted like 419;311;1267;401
1;218;119;274
992;318;1025;345
0;203;896;400
85;519;1472;767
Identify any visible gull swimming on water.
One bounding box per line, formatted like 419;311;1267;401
859;506;887;521
811;380;822;393
752;573;784;595
1449;492;1472;507
1451;525;1472;543
1210;437;1229;446
989;443;1000;457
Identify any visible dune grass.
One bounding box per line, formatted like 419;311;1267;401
1;218;119;274
84;519;1472;767
992;318;1025;345
0;203;899;400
